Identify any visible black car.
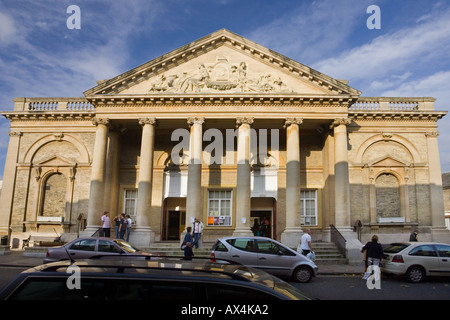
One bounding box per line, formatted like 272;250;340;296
0;258;311;300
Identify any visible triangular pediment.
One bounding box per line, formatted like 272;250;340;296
84;29;360;98
369;156;409;167
33;155;77;167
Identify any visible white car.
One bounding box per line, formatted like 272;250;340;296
381;242;450;283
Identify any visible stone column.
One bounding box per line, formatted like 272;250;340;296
425;131;450;242
331;118;352;231
103;124;121;216
331;118;362;263
185;117;204;230
0;131;22;239
85;118;110;233
281;118;303;247
133;118;157;246
233;117;254;236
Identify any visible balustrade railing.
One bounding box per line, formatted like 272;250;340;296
350;97;435;111
13;98;95;112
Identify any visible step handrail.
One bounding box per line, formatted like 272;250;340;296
329;224;346;257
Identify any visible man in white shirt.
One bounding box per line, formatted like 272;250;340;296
300;228;312;256
101;211;111;237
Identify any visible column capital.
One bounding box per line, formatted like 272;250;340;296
425;131;439;138
92;117;110;127
187;117;205;126
329;118;351;129
284;117;303;128
236;117;254;127
138;117;157;126
8;131;22;137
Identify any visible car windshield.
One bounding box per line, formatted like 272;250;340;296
113;239;140;253
383;243;410;253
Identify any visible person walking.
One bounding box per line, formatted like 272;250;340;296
192;217;204;249
361;235;386;280
101;211;110;237
299;229;312;256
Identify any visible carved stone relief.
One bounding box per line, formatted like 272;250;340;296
148;56;295;94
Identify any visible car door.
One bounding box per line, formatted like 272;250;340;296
407;244;441;274
67;239;97;259
226;238;258;268
435;244;450;274
98;239;125;256
255;239;294;277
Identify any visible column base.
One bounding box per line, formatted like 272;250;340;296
280;227;303;248
232;227;253;237
129;227;155;248
431;227;450;243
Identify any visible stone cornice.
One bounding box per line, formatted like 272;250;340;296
1;111;95;122
349;110;447;121
87;94;359;106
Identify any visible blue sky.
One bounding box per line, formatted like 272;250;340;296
1;0;450;179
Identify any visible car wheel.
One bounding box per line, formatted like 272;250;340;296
293;266;312;283
406;266;425;283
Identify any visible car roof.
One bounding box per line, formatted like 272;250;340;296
24;258;276;284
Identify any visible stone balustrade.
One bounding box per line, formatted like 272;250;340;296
13;97;95;112
350;97;436;111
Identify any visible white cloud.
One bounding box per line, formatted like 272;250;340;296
313;7;450;82
0;12;19;45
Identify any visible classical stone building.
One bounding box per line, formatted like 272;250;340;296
1;29;449;259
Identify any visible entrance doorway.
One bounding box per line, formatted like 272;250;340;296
167;210;185;240
250;210;272;238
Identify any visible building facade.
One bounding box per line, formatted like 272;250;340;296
1;30;449;259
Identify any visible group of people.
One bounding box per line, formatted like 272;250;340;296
251;217;270;237
101;211;133;241
181;217;204;260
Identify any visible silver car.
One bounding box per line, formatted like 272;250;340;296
381;242;450;283
211;236;318;283
43;237;163;263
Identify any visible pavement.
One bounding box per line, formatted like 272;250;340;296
0;249;366;275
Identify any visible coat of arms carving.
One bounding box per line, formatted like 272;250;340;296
148;56;294;94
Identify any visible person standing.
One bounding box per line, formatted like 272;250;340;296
409;229;419;242
101;212;111;237
113;214;121;239
192;217;204;249
181;227;193;249
299;229;312;256
125;214;132;242
118;213;128;240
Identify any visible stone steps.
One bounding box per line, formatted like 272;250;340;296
145;240;348;264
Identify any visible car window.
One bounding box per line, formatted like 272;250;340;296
212;241;228;252
205;283;278;300
226;238;255;252
257;240;295;256
98;240;123;253
384;243;410;253
409;245;437;257
110;280;197;300
257;240;283;255
114;239;139;253
69;239;96;251
435;245;450;258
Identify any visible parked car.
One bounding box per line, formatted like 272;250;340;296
0;258;312;300
43;237;163;263
211;236;318;283
381;242;450;283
